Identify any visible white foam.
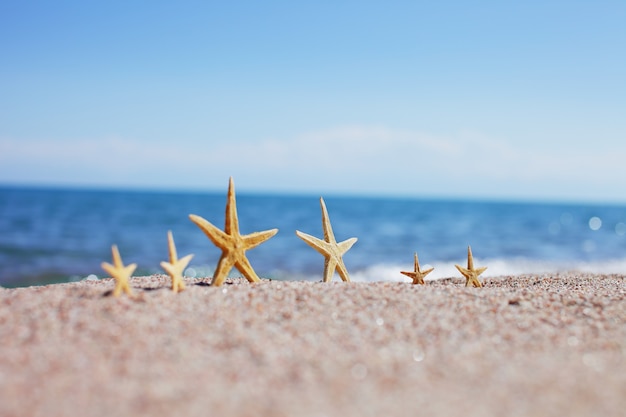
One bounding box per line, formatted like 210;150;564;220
348;257;626;283
171;258;626;284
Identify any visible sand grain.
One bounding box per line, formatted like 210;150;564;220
1;274;624;417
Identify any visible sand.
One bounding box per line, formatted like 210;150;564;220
1;273;624;417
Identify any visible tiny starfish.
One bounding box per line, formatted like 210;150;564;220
400;252;434;285
160;230;194;293
101;245;137;297
296;197;358;282
189;177;278;287
455;246;487;287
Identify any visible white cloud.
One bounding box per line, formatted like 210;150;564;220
208;127;626;199
2;126;626;202
209;126;460;174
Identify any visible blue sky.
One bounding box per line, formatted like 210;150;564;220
1;1;625;202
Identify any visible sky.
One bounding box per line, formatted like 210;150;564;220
1;0;625;203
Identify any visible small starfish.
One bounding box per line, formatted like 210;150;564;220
400;252;434;285
296;197;358;282
160;230;194;293
189;177;278;286
101;245;137;297
455;246;487;287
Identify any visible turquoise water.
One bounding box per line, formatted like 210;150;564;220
1;186;626;287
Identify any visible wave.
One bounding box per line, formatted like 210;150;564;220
62;257;626;287
262;258;626;283
348;258;626;283
182;257;626;283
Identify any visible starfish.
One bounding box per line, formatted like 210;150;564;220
189;177;278;287
101;245;137;297
296;197;358;282
455;246;487;287
400;252;434;285
160;230;194;293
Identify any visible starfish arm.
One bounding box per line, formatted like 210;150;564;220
455;264;471;279
189;214;229;247
322;257;338;283
467;246;475;269
124;264;137;277
101;262;116;278
466;276;483;288
161;258;191;292
113;283;123;297
102;259;136;297
475;266;488;276
166;231;178;263
335;258;351;282
224;177;240;236
421;267;435;277
235;256;262;283
243;228;279;249
162;254;194;277
402;253;418;280
160;261;176;277
402;259;429;284
400;271;416;279
120;280;133;296
296;230;333;257
319;198;338;244
178;254;194;271
172;279;185;292
161;261;186;278
337;237;358;254
111;245;123;268
211;254;236;287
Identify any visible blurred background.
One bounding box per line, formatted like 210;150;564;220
1;1;625;287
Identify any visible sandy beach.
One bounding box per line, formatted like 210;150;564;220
1;273;624;417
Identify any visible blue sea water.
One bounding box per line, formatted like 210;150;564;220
1;186;626;287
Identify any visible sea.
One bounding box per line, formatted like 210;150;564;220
1;185;626;288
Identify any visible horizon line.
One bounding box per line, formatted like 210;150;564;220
2;181;626;208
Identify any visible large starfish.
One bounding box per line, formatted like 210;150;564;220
296;197;358;282
401;252;434;285
101;245;137;297
189;177;278;287
455;246;487;287
160;230;194;293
